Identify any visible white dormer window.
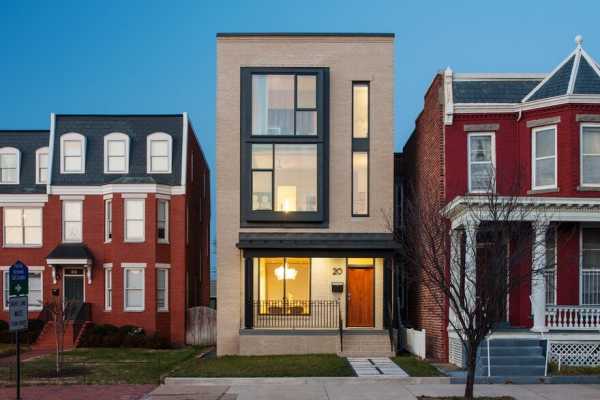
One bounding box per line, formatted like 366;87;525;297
35;147;49;184
147;132;172;173
60;133;86;174
104;132;130;174
0;147;20;184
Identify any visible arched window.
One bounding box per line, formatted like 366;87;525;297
104;132;130;173
60;133;86;174
147;132;172;173
35;147;49;184
0;147;20;184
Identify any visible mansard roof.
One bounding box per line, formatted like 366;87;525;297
0;130;49;194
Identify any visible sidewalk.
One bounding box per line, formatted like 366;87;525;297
0;384;155;400
147;379;600;400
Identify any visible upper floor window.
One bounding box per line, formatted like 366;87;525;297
60;133;86;174
35;147;49;184
157;199;169;242
581;124;600;187
147;132;172;173
352;82;370;216
241;68;328;224
468;133;495;192
63;200;83;242
532;126;557;190
104;132;130;174
104;199;112;242
3;208;42;247
124;198;145;242
0;147;20;184
353;83;369;139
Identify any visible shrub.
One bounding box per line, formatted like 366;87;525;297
78;323;170;349
0;320;8;331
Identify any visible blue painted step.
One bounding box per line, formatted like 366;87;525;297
475;338;546;377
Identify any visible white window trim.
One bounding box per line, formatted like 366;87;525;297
157;199;169;244
124;198;145;243
0;147;20;185
62;200;83;243
467;132;496;193
35;147;49;185
531;125;558;191
3;207;43;248
580;123;600;188
3;269;43;311
104;266;112;311
60;132;86;174
157;267;169;312
104;199;112;243
146;132;173;174
123;264;145;312
103;132;130;174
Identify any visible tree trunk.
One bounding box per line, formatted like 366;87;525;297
464;344;478;400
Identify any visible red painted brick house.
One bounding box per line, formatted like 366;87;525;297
401;37;600;369
0;114;210;345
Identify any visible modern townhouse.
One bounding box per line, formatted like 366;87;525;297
401;37;600;372
0;114;210;345
216;33;398;356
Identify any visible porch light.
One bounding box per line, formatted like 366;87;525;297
274;265;298;280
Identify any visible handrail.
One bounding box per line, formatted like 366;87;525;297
544;339;550;376
486;338;491;377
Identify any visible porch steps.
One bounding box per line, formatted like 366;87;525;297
338;330;394;357
31;320;91;351
476;339;546;377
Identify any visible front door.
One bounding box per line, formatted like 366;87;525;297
64;268;84;305
347;267;374;327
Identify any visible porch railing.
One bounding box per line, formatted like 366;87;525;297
253;300;340;329
545;305;600;330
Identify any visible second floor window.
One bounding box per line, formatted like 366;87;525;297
3;208;42;246
104;199;112;242
0;147;19;184
63;200;83;242
532;126;557;189
581;124;600;187
125;198;145;242
468;133;495;192
157;199;169;242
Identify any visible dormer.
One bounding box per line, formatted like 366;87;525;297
0;147;20;184
104;132;130;174
60;132;86;174
147;132;172;174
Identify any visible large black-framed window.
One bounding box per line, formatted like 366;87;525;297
352;82;370;217
241;67;329;225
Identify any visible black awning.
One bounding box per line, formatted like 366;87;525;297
47;243;94;263
237;232;397;251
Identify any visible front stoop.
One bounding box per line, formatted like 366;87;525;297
338;330;395;357
475;339;546;378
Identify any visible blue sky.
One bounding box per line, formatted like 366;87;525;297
2;0;599;272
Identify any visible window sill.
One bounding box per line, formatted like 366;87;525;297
104;309;112;312
124;309;145;312
578;185;600;192
158;240;170;245
527;187;559;194
3;245;43;248
158;309;169;313
124;240;145;244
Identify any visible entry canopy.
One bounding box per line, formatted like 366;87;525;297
47;243;94;265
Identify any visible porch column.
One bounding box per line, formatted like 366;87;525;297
244;257;254;329
464;222;478;314
448;228;462;329
531;221;549;332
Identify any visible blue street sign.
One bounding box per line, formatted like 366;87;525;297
9;261;28;296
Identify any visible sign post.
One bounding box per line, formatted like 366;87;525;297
9;261;28;400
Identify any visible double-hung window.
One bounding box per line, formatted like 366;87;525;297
104;132;129;173
147;132;172;173
63;200;83;242
157;268;169;311
3;270;42;310
36;147;49;184
60;133;85;173
581;227;600;305
352;82;370;216
242;68;328;224
3;208;42;246
0;147;19;184
580;124;600;187
123;264;145;311
124;198;145;242
104;266;112;311
104;199;112;242
532;126;557;190
468;133;495;192
157;199;169;242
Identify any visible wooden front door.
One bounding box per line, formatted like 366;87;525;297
346;267;374;327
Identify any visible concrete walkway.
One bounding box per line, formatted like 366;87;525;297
347;357;408;377
148;379;600;400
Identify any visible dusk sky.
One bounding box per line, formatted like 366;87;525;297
2;0;599;272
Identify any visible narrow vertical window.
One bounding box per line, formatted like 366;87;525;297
0;147;20;184
63;200;83;242
124;198;145;242
468;133;495;192
353;83;369;139
157;199;169;242
352;82;370;216
36;147;49;184
104;199;112;242
157;268;169;311
2;271;8;309
105;267;112;311
532;126;557;189
352;152;369;216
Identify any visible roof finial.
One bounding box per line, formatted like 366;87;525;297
575;34;583;47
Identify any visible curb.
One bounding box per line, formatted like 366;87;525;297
164;376;452;385
450;375;600;384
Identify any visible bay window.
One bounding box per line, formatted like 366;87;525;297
581;124;600;187
104;266;112;311
157;199;169;242
4;207;42;246
241;67;328;224
124;265;145;311
468;133;495;192
532;126;557;189
124;198;145;242
104;199;112;242
157;268;169;311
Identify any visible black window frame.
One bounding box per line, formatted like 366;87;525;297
240;67;329;226
352;81;370;217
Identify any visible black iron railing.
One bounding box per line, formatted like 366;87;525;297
253;300;340;329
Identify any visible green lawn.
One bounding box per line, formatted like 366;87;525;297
171;354;355;377
0;347;201;384
548;362;600;376
0;343;17;358
392;353;444;377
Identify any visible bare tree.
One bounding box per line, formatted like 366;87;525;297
45;297;68;376
394;175;572;400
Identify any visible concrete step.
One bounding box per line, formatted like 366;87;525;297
477;365;546;377
486;346;543;356
483;339;543;347
478;355;546;366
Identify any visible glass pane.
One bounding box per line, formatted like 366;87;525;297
274;144;317;212
151;140;169;156
0;154;16;168
127;220;144;239
252;75;294;136
252;171;272;210
65;156;82;171
583;126;600;154
127;269;144;289
259;258;285;303
157;290;165;308
151;156;169;172
583;228;600;249
535;129;555;158
284;258;310;306
471;162;493;191
295;111;317;136
64;202;82;221
4;209;22;226
64;141;82;156
470;136;492;162
38;154;48;167
535;158;555;187
1;168;16;183
29;273;42;290
39;168;48;183
24;227;42;245
5;227;23;245
126;289;143;308
348;258;374;266
126;200;144;220
353;152;368;215
108;140;126;156
297;75;316;109
108;156;126;171
353;84;369;138
251;144;273;169
545;270;556;305
64;221;82;241
582;156;600;185
157;270;166;290
158;201;167;221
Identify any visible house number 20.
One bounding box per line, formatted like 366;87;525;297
332;267;343;276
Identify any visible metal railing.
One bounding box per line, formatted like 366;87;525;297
545;305;600;330
253;300;340;329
